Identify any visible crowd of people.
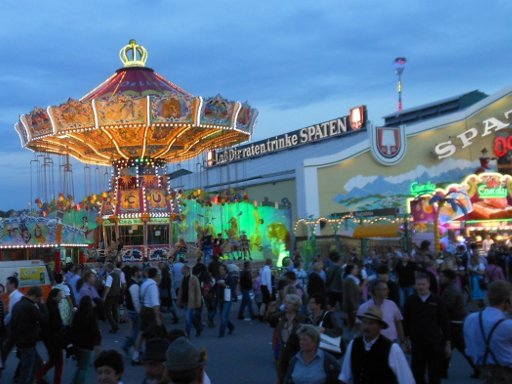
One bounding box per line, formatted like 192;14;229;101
0;236;511;383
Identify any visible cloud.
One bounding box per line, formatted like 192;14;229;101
344;175;379;192
385;159;480;185
1;0;512;209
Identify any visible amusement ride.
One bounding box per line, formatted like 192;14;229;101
15;40;258;261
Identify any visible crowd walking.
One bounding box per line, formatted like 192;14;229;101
0;234;511;383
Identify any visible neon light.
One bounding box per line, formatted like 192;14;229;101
410;181;436;196
477;184;508;198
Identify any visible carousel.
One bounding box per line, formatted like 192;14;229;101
15;40;258;261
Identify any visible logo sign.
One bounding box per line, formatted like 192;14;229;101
410;181;436;197
434;113;511;159
494;135;512;157
349;106;367;130
212;106;367;166
331;207;399;219
369;124;407;166
477;183;508;198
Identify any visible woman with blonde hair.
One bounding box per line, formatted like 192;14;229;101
269;293;310;383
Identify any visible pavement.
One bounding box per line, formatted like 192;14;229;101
2;307;484;383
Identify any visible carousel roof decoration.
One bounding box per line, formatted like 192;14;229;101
15;40;258;166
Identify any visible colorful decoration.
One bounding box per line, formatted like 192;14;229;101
15;40;257;166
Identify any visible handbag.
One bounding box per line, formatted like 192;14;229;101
318;311;346;355
319;333;344;354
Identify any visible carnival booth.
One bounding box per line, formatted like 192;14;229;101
0;213;92;270
408;172;512;251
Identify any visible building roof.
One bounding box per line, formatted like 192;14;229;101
383;90;488;127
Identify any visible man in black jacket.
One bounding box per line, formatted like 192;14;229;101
9;285;47;384
404;274;451;384
237;261;256;320
440;269;480;379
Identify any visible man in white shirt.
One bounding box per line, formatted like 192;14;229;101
140;268;161;321
482;235;494;254
133;267;161;364
122;266;142;359
339;306;414;384
259;258;273;320
172;256;185;297
4;276;23;326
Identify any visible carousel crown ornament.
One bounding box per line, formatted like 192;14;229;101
119;39;148;68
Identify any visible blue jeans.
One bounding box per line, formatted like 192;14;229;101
219;300;233;337
122;311;140;350
185;307;201;336
399;286;414;310
238;289;255;319
18;346;37;384
73;348;92;384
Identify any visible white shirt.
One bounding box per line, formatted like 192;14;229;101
105;272;122;289
140;278;160;308
54;282;71;297
172;262;184;291
260;265;272;295
4;289;23;325
356;299;403;341
116;268;126;285
482;238;494;253
339;337;415;384
128;282;142;313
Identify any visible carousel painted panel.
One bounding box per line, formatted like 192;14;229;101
149;92;195;124
200;95;236;126
21;108;53;139
145;188;170;213
95;95;146;126
148;246;170;260
15;122;29;146
235;102;258;133
117;189;143;214
50;99;95;132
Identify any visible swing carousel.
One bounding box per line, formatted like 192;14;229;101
15;40;258;260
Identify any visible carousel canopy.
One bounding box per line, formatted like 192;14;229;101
15;40;258;166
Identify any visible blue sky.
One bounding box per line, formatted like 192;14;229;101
1;0;511;210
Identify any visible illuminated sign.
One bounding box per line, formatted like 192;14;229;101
434;112;512;159
477;184;508;198
213;106;367;165
494;135;512;157
410;181;436;196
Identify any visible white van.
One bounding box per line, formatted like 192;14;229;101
0;260;52;306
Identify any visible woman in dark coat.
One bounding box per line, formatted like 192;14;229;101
36;288;65;384
269;293;310;384
159;262;178;323
71;295;102;384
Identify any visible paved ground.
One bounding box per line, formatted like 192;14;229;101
2;308;483;383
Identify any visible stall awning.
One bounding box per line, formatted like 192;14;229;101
352;223;401;239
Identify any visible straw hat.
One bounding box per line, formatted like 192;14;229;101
356;306;389;329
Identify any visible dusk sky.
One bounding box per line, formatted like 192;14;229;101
1;0;511;210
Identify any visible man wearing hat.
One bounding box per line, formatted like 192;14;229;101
141;338;169;384
166;336;208;384
339;306;414;384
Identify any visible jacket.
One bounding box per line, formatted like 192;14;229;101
178;274;202;309
10;296;48;348
283;350;340;384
